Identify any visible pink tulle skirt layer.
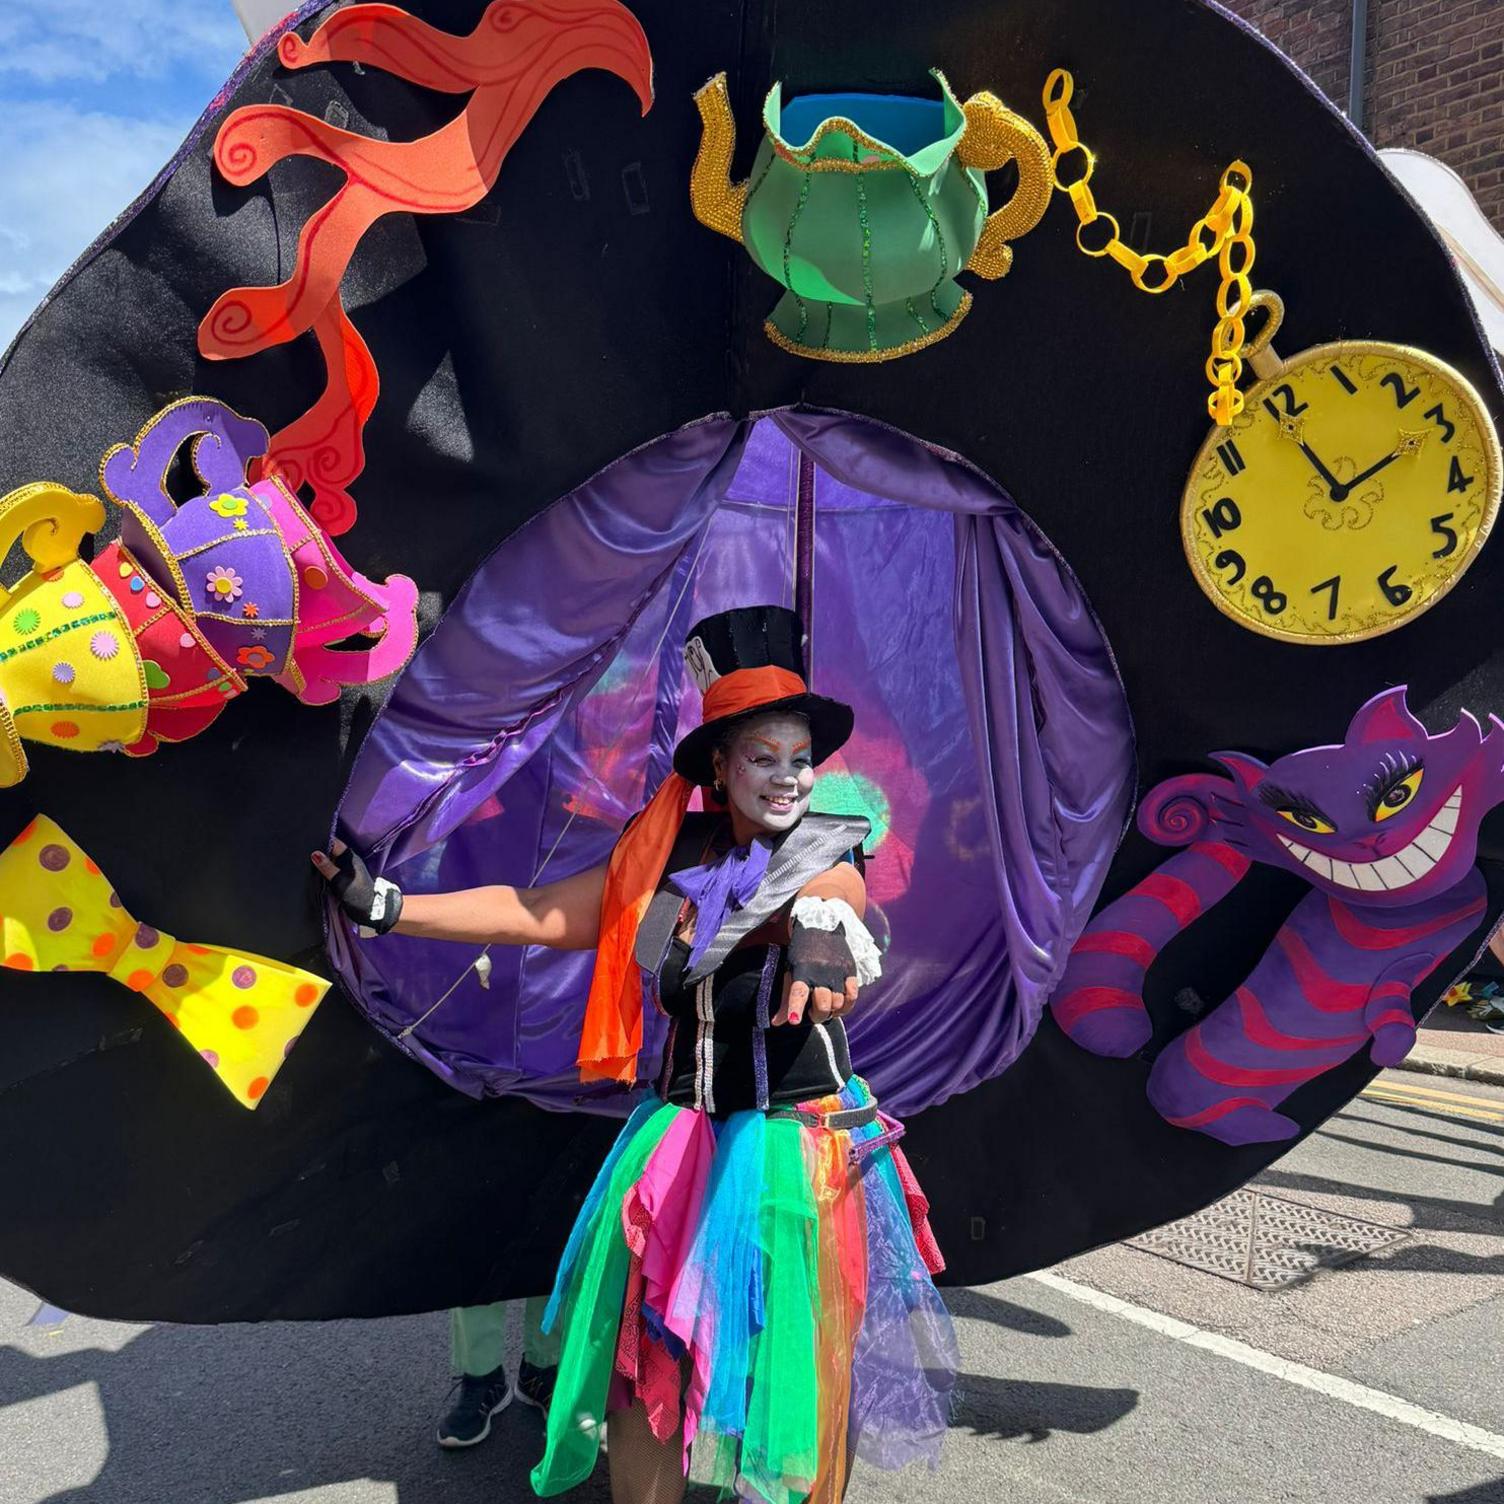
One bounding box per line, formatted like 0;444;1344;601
531;1077;957;1502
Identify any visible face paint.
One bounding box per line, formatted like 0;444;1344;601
716;713;815;836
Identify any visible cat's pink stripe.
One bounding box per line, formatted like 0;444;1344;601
1326;893;1486;951
1184;1027;1331;1086
1162;1094;1275;1128
1073;930;1157;968
1052;985;1144;1029
1233;986;1366;1051
1368;1009;1415;1035
1275;929;1372;1013
1193;841;1252;879
1138;873;1203;926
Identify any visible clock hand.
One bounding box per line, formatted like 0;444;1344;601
1337;431;1427;498
1273;411;1342;495
1295;439;1343;495
1341;451;1401;491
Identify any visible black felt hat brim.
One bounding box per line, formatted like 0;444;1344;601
672;692;854;784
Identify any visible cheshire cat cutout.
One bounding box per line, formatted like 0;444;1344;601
1051;687;1502;1144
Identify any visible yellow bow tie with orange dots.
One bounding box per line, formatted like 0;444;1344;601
0;815;328;1108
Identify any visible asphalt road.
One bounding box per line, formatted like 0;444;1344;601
3;1070;1503;1503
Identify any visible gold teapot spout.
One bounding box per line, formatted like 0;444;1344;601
691;72;746;244
0;483;104;600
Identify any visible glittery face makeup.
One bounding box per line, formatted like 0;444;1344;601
715;713;815;837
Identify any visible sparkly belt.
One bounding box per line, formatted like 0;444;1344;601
767;1100;878;1132
765;1097;907;1161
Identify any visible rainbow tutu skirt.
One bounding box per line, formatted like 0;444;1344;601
530;1077;957;1502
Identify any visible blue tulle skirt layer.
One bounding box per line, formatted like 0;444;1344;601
531;1078;957;1502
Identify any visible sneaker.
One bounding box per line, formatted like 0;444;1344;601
514;1359;557;1414
436;1367;513;1448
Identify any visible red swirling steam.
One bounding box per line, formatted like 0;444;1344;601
198;0;654;532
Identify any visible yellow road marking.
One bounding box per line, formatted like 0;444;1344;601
1364;1078;1504;1108
1359;1087;1504;1123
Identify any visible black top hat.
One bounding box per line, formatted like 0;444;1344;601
673;605;855;785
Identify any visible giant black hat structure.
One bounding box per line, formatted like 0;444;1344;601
0;0;1501;1322
671;605;853;783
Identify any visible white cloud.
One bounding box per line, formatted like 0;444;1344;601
0;1;246;85
0;102;186;347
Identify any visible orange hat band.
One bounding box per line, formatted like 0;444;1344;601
699;665;807;724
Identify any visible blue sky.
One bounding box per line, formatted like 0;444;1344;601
0;1;252;347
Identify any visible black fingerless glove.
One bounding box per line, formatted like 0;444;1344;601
325;846;404;937
789;919;854;993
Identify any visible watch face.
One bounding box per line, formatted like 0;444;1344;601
1182;341;1503;643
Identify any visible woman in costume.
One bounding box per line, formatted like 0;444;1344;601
317;605;956;1504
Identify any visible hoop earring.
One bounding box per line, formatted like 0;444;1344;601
712;780;726;802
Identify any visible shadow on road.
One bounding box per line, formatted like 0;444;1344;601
949;1372;1138;1443
1246;1091;1504;1287
945;1288;1072;1338
0;1318;587;1504
1;1306;1140;1503
1341;1106;1504;1158
1427;1482;1504;1502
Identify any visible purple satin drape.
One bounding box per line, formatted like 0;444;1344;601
773;411;1136;1096
340;418;747;864
330;410;1135;1115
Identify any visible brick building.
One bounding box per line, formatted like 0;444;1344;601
1223;0;1504;229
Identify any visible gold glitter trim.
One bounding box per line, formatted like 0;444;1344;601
0;690;26;786
762;70;967;175
764;292;972;362
690;74;746;243
98;394;267;521
113;503;192;616
967;216;1015;279
958;90;1052;252
767;115;916;173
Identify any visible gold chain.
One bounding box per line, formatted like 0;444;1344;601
1042;68;1257;425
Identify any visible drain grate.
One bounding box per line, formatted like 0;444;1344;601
1125;1189;1409;1290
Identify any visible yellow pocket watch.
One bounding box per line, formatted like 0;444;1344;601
1043;68;1504;646
1182;293;1502;644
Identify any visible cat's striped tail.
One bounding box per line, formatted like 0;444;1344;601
1049;841;1251;1056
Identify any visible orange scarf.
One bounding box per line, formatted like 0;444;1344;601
577;665;806;1082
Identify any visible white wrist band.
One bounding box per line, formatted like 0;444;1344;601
790;896;883;986
356;877;402;939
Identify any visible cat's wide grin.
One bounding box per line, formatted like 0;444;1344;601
1276;785;1462;892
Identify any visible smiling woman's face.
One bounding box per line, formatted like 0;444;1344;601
713;712;815;836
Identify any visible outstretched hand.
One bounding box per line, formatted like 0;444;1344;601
774;920;860;1026
309;839;346;884
311;840;404;936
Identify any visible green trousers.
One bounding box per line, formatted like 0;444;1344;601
450;1296;560;1378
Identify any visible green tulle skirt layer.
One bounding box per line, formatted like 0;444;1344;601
530;1079;956;1504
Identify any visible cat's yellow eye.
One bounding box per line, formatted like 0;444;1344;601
1276;808;1335;836
1375;767;1424;821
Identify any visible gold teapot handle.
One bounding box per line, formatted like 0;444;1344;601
690;72;747;245
957;92;1053;279
0;482;104;603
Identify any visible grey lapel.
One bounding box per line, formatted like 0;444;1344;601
634;814;870;981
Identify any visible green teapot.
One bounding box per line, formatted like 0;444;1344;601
691;70;1051;361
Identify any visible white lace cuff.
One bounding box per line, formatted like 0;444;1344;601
790;896;883;986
